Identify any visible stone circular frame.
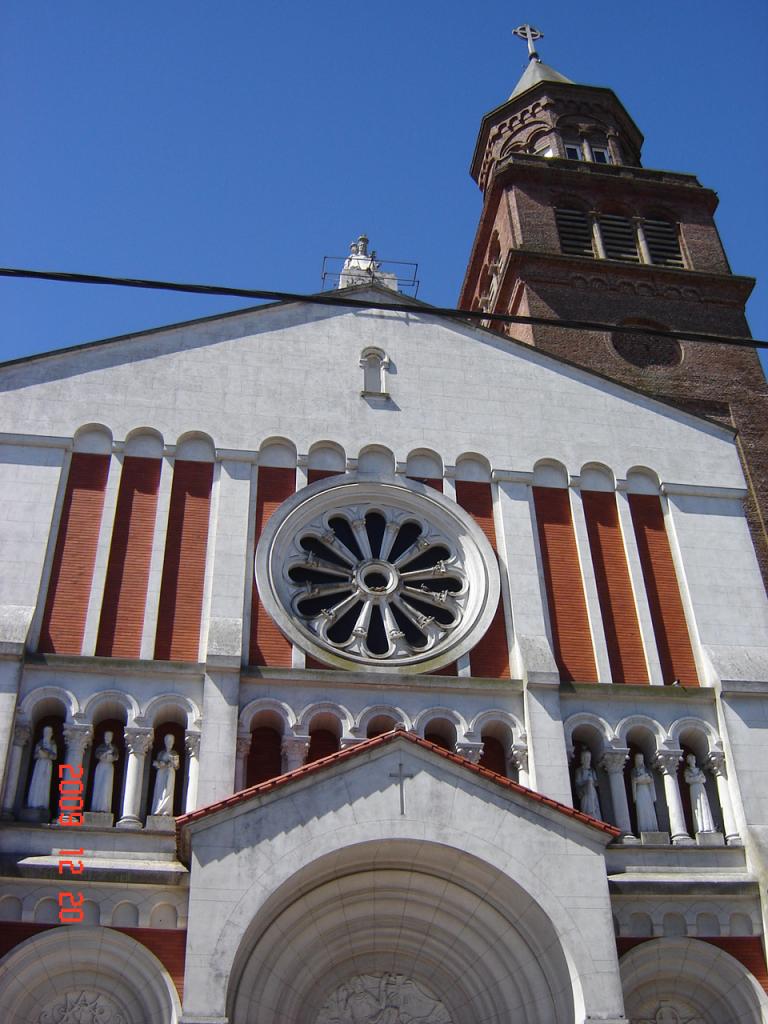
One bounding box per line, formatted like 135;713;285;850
255;475;500;673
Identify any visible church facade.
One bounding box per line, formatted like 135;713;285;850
0;35;767;1024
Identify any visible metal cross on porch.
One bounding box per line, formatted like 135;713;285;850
388;761;414;816
512;23;544;61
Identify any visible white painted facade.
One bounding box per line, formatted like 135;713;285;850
0;286;766;1022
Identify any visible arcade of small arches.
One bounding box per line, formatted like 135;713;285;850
2;688;201;827
565;712;740;846
1;686;530;825
612;901;758;940
0;888;184;929
60;422;682;503
236;700;529;790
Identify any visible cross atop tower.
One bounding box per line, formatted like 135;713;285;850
513;23;543;62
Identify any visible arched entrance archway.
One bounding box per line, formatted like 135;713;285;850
621;937;768;1023
0;926;180;1024
227;840;577;1024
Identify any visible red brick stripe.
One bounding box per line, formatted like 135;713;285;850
407;476;444;492
307;468;340;484
628;494;699;686
249;466;295;666
454;480;510;678
154;460;213;662
533;486;598;683
96;456;161;658
581;490;648;684
39;452;110;654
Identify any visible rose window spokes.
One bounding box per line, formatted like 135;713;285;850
285;505;467;660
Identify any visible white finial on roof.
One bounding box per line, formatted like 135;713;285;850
338;234;399;291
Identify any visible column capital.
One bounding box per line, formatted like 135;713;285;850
456;742;484;764
705;750;727;777
599;748;629;774
125;729;154;757
236;734;252;758
510;742;529;773
185;732;201;759
63;724;93;752
12;723;32;748
653;749;683;776
282;736;309;771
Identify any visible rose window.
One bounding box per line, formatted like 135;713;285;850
255;477;500;673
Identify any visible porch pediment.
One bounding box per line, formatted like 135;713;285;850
176;731;625;1024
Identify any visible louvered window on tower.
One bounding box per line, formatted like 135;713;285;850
555;208;594;257
644;218;684;267
598;214;640;263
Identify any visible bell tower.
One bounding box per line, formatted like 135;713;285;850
459;25;768;586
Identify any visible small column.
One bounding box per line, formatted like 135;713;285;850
455;741;484;764
282;736;309;773
1;724;31;818
590;211;607;259
654;750;694;845
62;725;92;775
706;751;741;846
511;741;530;788
117;729;153;829
234;733;252;791
606;128;623;166
633;217;652;265
185;732;201;813
599;749;634;839
59;724;93;820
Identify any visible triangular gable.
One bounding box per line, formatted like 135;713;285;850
176;729;619;859
0;285;736;441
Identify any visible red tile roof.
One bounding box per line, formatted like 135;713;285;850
176;728;620;841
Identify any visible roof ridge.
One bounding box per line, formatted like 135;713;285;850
176;728;619;838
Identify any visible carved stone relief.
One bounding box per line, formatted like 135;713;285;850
38;989;127;1024
316;973;452;1023
630;1001;703;1024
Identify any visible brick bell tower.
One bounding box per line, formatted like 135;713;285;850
459;24;768;587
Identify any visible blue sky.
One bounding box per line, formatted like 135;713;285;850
1;0;766;373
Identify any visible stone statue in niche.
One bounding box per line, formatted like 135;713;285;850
150;734;180;816
574;749;601;819
90;731;119;813
316;973;452;1023
684;753;716;833
631;752;659;832
26;726;57;809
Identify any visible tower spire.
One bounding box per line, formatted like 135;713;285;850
507;23;574;101
512;23;544;62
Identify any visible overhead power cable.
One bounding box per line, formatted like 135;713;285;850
0;266;765;351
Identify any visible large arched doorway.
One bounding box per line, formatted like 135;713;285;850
227;840;576;1024
621;937;768;1023
0;926;180;1023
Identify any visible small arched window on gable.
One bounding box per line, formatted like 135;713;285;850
360;347;390;398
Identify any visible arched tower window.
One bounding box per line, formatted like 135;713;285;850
643;216;684;267
360;347;390;397
555;206;594;258
598;213;640;263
